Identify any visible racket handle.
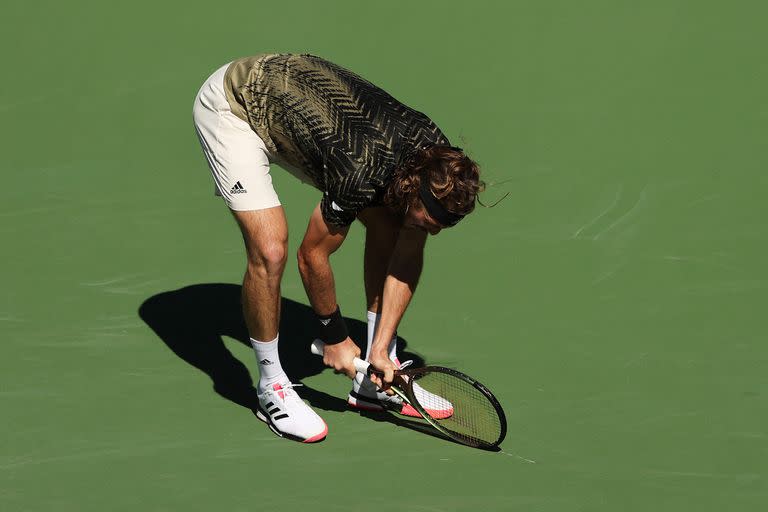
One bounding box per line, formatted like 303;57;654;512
310;339;370;375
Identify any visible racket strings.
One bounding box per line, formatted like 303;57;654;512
411;371;503;446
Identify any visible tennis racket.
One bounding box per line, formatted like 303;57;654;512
311;340;507;450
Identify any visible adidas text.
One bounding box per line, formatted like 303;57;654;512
230;181;247;194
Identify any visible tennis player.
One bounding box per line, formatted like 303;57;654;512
193;54;482;442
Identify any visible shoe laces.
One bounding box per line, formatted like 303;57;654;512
397;360;414;385
261;382;304;403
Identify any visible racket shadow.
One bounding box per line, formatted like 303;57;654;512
358;410;501;452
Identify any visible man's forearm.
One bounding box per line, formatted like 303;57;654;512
298;250;339;315
370;276;417;357
369;236;424;358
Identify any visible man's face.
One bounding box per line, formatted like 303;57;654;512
403;201;444;235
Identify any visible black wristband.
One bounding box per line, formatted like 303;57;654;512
317;305;349;345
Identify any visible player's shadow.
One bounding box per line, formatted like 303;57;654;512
138;283;425;416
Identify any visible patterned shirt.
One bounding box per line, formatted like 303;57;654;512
223;53;449;226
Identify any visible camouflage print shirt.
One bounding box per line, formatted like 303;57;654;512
223;53;449;227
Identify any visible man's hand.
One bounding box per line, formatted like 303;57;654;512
321;337;361;379
367;350;398;392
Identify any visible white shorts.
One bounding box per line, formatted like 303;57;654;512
192;63;280;211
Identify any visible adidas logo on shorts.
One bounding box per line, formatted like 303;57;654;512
230;181;247;194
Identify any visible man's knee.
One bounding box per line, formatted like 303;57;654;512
247;240;288;277
232;207;289;278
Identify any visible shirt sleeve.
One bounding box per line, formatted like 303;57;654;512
320;170;378;227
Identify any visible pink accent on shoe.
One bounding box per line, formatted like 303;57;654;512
273;383;285;400
400;403;423;418
347;399;384;412
400;403;454;420
302;422;328;443
393;357;401;367
424;405;454;420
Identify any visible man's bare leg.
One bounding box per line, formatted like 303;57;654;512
232;207;290;393
358;208;400;360
345;208;404;410
359;208;399;312
232;207;288;341
232;206;328;442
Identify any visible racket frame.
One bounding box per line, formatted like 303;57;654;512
394;365;507;449
310;340;507;449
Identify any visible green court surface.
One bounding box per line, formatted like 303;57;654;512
2;1;766;510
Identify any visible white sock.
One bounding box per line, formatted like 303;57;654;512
250;335;288;393
366;310;398;364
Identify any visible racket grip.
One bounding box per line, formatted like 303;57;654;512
310;339;370;375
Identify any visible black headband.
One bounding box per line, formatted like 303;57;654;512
418;174;465;227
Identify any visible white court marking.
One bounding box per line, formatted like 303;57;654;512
572;185;624;239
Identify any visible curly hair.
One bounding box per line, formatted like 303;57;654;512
383;145;484;220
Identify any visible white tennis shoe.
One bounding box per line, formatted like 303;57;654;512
256;381;328;443
347;371;405;412
410;381;454;419
347;362;454;419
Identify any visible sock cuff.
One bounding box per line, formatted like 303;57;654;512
366;310;397;362
250;335;279;347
